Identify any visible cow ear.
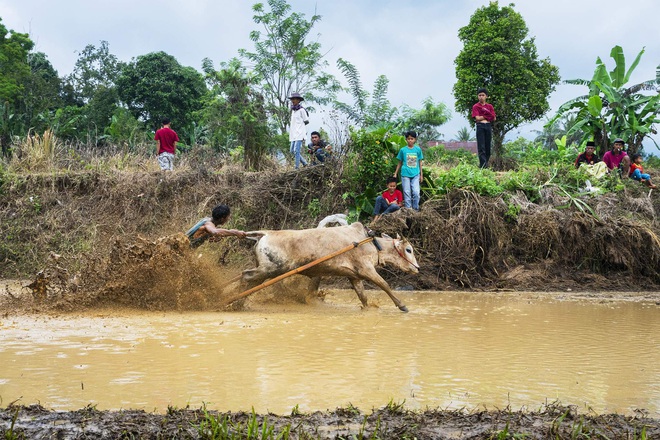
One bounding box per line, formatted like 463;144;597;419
381;233;392;240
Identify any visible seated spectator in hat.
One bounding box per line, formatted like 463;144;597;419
629;153;657;189
575;141;608;178
602;138;631;178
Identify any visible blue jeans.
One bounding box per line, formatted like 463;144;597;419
373;196;401;216
631;169;651;181
290;140;308;169
476;122;492;168
401;174;421;210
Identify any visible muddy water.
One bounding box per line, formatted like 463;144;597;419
1;290;658;416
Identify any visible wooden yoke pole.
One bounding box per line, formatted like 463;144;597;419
222;236;374;306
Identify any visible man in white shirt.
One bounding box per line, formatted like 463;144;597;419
288;92;309;169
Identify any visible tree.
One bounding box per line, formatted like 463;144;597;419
550;46;660;155
239;0;340;135
65;41;124;104
20;52;62;133
453;2;560;166
397;97;451;146
534;114;583;150
334;58;397;128
0;18;34;155
454;127;475;142
117;52;207;134
202;58;271;170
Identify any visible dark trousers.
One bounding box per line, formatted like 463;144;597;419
476;122;492;168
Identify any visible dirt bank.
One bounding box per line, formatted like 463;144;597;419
1;402;657;439
2;166;659;301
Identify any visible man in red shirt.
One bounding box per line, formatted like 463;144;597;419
154;118;179;171
471;88;496;169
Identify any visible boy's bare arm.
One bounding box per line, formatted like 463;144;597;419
393;161;402;177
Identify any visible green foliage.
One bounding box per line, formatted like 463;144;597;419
342;126;403;217
396;97;451;145
0;18;34;156
306;198;321;218
65;41;123;104
334;60;450;144
117;51;207;135
453;2;560;162
239;0;340;135
429;164;503;197
504;137;579;166
454;126;475;142
201;58;271;170
534;114;583;150
105;107;149;150
0;18;34;105
20;52;62;134
425;144;478;167
334;58;397;127
550;45;660;155
196;407;289;440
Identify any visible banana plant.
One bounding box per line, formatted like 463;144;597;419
548;45;660;155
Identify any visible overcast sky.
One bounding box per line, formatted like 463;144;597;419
2;0;658;147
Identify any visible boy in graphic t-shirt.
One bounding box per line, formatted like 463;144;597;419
393;131;424;210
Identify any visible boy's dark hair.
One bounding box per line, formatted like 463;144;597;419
404;130;417;139
477;88;488;95
386;176;398;184
211;204;231;222
161;117;171;126
310;131;320;137
630;153;642;162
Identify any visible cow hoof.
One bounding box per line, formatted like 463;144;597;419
398;305;409;313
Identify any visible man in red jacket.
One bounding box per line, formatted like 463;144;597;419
154;118;179;171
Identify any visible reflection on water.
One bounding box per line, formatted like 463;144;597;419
0;291;658;416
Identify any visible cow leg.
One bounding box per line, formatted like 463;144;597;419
307;276;324;302
348;278;370;309
359;268;409;313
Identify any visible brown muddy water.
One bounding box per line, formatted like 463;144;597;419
1;289;658;417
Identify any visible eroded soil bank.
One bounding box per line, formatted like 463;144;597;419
1;403;658;439
1;166;660;294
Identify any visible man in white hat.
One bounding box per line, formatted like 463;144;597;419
288;92;309;169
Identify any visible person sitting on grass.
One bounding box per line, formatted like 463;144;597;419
186;205;247;248
602;138;631;178
575;141;608;178
629;154;657;189
373;176;403;222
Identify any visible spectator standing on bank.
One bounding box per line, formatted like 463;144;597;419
393;131;424;210
288;92;309;169
154;118;179;171
471;88;496;168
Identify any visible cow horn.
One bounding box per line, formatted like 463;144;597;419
381;233;392;239
396;233;401;240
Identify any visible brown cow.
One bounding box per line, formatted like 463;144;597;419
241;222;419;312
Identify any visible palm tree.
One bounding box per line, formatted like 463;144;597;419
454;126;475;142
535;114;583;149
